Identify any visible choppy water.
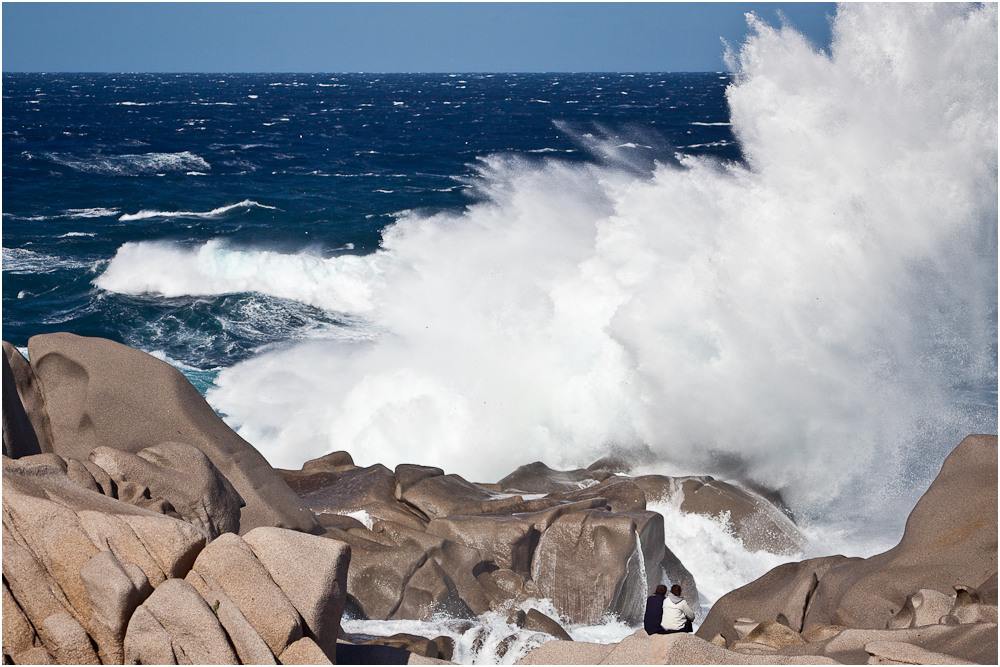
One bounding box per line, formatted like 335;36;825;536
3;4;996;660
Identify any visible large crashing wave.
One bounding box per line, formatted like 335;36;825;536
96;4;998;527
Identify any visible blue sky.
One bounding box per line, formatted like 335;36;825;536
2;2;836;73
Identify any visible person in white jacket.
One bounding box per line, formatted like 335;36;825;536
661;584;695;633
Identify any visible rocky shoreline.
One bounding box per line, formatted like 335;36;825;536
3;333;996;664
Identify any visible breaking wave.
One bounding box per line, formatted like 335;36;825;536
118;199;276;222
97;5;997;534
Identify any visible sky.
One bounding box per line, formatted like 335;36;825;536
1;2;837;73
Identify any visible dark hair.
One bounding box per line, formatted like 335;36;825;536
670;584;682;596
654;584;667;596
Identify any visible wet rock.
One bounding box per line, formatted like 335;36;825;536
633;474;805;555
282;463;427;530
531;509;648;625
523;609;572;641
425;514;539;578
498;461;612;494
399;472;526;519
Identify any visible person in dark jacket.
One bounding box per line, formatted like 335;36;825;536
643;584;668;634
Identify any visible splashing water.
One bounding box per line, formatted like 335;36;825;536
194;5;996;537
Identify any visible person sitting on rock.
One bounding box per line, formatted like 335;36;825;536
661;584;695;634
644;584;668;634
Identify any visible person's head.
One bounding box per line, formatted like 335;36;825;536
654;585;667;596
670;584;682;596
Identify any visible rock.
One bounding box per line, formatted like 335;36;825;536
244;526;351;661
886;588;955;629
864;639;976;665
740;620;806;649
599;630;655;664
38;613;100;665
301;450;357;473
89;442;244;538
948;580;999;624
425;515;540;578
133;578;239;664
11;646;57;665
531;509;647;625
697;555;858;644
24;332;319;534
65;458;101;494
2;466;104;627
398;472;526;519
79;550;146;664
206;590;278;665
122;604;177;665
358;633;441;659
3;341;53;459
76;510;202;587
185;532;304;657
646;632;840;665
278;637;333;665
373;521;498;617
514;639;614;665
523;609;572;641
282;463;427;531
800;625;846;643
815;624;997;665
498;461;612;494
2;580;37;660
633;474;805;555
562;479;647;513
2;528;73;641
319;526;432;620
801;435;998;630
2;343;45;458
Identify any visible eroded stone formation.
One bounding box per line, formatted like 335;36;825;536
4;334;996;665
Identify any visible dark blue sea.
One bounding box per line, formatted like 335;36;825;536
3;71;736;381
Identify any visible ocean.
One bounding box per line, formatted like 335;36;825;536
3;4;997;662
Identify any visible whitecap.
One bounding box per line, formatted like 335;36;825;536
118;199;276;222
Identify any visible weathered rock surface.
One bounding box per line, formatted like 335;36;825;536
6;334;995;666
89;442;244;538
285;455;696;627
11;333;319;534
696;434;998;665
2;431;352;664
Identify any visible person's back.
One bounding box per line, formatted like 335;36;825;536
643;585;668;634
661;584;695;633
